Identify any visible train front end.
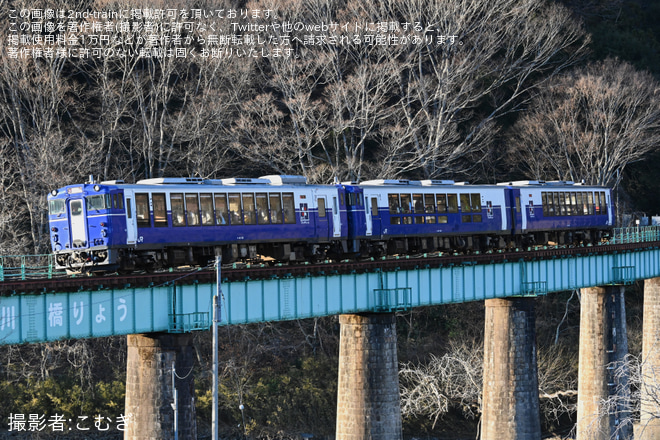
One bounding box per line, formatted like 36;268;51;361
48;178;124;272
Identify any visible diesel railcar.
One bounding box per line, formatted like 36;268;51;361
47;176;614;272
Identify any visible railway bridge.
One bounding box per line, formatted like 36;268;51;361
2;227;660;439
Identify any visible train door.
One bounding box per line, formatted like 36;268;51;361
509;188;524;234
316;195;330;240
69;199;87;246
332;195;341;237
124;189;137;245
364;196;373;236
369;195;382;237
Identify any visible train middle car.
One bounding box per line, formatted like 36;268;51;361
47;176;614;272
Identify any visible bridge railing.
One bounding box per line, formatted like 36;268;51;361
0;254;65;281
610;226;660;244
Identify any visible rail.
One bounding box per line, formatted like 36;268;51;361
610;226;660;244
0;254;65;282
1;226;660;285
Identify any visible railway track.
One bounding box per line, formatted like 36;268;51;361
1;239;657;294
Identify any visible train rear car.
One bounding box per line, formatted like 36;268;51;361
503;180;613;246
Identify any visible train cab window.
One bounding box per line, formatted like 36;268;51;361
470;194;481;212
413;194;424;213
370;198;378;216
460;194;471;213
587;193;594;215
243;194;256;225
228;193;242;225
185;194;201;226
436;194;447;213
200;193;214;226
282;193;296;224
256;193;270;224
86;194;109;211
269;193;283;224
388;194;400;214
152;193;168;227
399;194;411;214
214;194;229;225
135;193;151;227
71;199;83;216
447;194;458;213
49;199;65;215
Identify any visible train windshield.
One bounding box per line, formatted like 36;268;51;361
49;199;65;215
86;194;109;211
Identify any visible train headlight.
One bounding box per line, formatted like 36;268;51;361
94;185;101;192
51;190;57;196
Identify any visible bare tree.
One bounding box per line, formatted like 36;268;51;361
509;58;660;187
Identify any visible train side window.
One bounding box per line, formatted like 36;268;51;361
415;216;425;224
200;193;214;226
135;193;151;227
282;193;296;224
600;191;607;214
370;197;378;216
557;193;565;215
447;194;458;213
424;194;435;223
269;193;283;224
152;193;168;227
388;194;400;214
228;193;242;225
391;216;401;225
438;215;448;224
582;192;589;215
214;194;229;225
571;192;578;216
243;194;256;225
587;192;595;215
436;194;447;213
413;194;424;213
547;192;555;216
460;194;471;213
553;193;560;215
318;197;327;218
473;214;482;222
542;192;548;216
576;193;584;216
462;215;472;223
185;194;200;226
256;193;270;224
400;194;412;214
470;194;481;212
126;198;132;219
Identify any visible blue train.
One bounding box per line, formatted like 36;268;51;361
47;175;614;272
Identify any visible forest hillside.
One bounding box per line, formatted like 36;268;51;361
0;0;659;438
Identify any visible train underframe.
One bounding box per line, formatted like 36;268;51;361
56;227;610;273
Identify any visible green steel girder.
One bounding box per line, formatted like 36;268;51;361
1;247;659;344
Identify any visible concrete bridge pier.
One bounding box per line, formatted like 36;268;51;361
481;297;541;440
639;277;660;439
336;313;402;440
577;286;631;440
124;333;197;440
